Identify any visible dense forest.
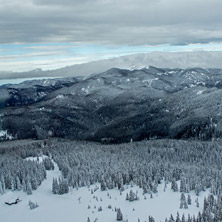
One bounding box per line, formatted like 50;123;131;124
0;138;222;221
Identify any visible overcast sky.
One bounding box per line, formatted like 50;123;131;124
1;0;222;73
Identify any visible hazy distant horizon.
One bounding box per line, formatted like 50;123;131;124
0;77;60;86
3;51;222;83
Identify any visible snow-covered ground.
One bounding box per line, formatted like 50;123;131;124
0;156;209;222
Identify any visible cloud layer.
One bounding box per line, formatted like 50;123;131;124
1;0;222;45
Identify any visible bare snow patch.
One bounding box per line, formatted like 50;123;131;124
25;155;48;163
143;78;159;87
56;95;65;99
0;179;209;222
197;90;204;95
0;130;13;140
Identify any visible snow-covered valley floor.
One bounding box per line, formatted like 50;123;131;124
0;156;209;222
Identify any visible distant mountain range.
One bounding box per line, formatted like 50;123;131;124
1;66;222;143
2;51;222;80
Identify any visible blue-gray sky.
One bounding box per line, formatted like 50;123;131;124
1;0;222;72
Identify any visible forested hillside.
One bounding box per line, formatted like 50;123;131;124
0;139;221;221
1;67;222;143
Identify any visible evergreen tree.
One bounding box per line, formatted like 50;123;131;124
16;176;22;191
58;177;69;195
180;178;186;193
176;212;180;222
171;179;178;192
26;181;32;195
128;190;138;202
28;200;39;210
195;197;199;208
116;208;123;221
0;181;3;194
52;178;59;194
148;216;155;222
180;193;187;209
195;184;201;196
187;214;192;222
169;214;175;222
100;180;106;191
187;194;192;205
181;214;185;222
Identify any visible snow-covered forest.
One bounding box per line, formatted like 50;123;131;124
0;139;222;221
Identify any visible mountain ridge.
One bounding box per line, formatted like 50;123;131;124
1;66;222;143
3;51;222;80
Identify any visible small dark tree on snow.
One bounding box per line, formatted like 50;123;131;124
181;214;185;222
59;178;69;194
171;179;178;192
180;178;186;193
100;180;106;191
176;212;180;222
52;177;69;195
127;190;138;202
52;178;59;194
87;217;90;222
148;216;155;222
129;190;135;201
28;200;39;210
169;214;175;222
116;208;123;221
195;197;199;208
180;193;188;209
187;195;191;205
184;200;188;209
0;181;4;194
98;206;102;211
195;183;201;196
187;214;192;222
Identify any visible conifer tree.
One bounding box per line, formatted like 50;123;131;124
171;179;178;192
116;208;123;221
52;178;59;194
176;212;180;222
148;216;155;222
187;194;192;205
26;181;32;195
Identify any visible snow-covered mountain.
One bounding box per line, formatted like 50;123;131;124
2;51;222;80
1;66;222;142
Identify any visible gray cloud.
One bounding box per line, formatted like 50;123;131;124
1;0;222;45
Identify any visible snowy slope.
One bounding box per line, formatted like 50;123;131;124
0;156;209;222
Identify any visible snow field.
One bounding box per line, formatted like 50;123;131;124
0;156;209;222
